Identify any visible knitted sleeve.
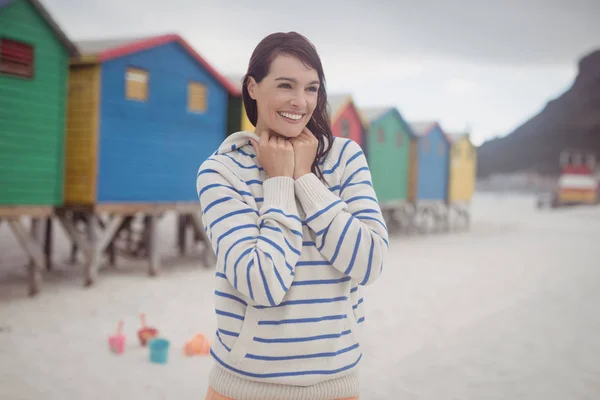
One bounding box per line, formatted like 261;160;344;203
197;159;303;306
294;139;389;286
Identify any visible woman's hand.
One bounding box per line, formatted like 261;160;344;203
290;127;319;180
250;130;295;178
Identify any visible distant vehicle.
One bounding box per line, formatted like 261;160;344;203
537;150;598;208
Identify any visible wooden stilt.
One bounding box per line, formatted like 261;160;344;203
177;214;187;256
7;217;44;296
67;212;84;264
107;241;117;266
85;214;99;286
29;218;43;267
96;215;126;255
44;217;53;271
26;218;45;295
188;212;215;267
147;214;160;276
51;202;206;288
55;210;125;287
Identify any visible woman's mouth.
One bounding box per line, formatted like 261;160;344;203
278;111;304;122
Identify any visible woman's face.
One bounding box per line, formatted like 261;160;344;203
248;54;320;138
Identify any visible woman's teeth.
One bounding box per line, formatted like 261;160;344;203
279;112;303;120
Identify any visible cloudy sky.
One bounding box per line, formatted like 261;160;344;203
43;0;600;145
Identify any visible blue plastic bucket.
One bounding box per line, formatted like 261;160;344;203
148;338;170;364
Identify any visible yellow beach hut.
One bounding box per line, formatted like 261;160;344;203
447;132;477;230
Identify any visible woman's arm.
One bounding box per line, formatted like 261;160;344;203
197;159;303;306
294;139;389;286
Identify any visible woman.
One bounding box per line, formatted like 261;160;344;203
197;31;389;400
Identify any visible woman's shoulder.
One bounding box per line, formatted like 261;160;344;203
198;144;260;181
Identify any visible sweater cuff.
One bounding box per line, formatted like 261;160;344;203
294;173;343;216
262;176;297;212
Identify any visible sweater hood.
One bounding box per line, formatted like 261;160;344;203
213;129;335;158
215;130;260;155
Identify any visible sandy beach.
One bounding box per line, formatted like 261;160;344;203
1;193;599;399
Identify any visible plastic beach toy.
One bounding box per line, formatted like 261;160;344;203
137;313;158;347
108;320;125;354
148;338;170;364
184;333;211;356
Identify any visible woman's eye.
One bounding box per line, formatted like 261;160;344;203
307;86;318;92
278;83;292;89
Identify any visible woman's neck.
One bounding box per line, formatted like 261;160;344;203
253;121;286;140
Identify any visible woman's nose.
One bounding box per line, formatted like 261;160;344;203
289;91;308;109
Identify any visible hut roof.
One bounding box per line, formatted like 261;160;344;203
360;107;393;123
409;121;439;136
446;131;467;141
327;93;350;116
225;74;244;93
74;33;239;96
410;121;453;144
446;131;476;147
0;0;78;56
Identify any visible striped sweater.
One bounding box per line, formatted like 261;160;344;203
196;131;389;399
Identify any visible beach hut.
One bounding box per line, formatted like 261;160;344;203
0;0;78;295
226;74;254;134
361;107;415;231
65;34;239;204
446;132;477;230
328;93;366;149
408;121;452;232
58;34;237;285
448;132;477;203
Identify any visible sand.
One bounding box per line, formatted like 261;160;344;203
1;193;599;399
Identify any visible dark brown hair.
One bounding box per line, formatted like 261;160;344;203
242;32;333;179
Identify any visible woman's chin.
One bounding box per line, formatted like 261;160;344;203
270;123;305;139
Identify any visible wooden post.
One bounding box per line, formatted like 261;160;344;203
101;215;118;267
147;214;160;276
188;212;215;267
7;217;44;296
29;218;42;267
177;214;187;256
85;214;100;287
68;212;85;265
44;217;53;271
107;241;117;266
30;217;44;295
56;210;125;287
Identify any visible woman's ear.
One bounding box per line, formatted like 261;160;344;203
247;76;258;100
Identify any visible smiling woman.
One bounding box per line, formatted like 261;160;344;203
248;59;319;134
242;32;334;179
196;31;389;400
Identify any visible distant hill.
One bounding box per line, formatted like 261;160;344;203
477;49;600;178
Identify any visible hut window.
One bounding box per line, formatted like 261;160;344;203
423;137;430;152
377;128;385;143
188;81;207;113
453;146;461;158
126;67;148;101
341;119;350;137
396;132;403;147
0;38;34;79
438;142;444;155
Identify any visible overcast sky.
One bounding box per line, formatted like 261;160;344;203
43;0;600;145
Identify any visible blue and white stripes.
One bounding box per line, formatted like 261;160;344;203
294;140;388;287
198;170;302;307
196;131;388;390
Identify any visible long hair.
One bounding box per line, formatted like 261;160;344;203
242;32;334;179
